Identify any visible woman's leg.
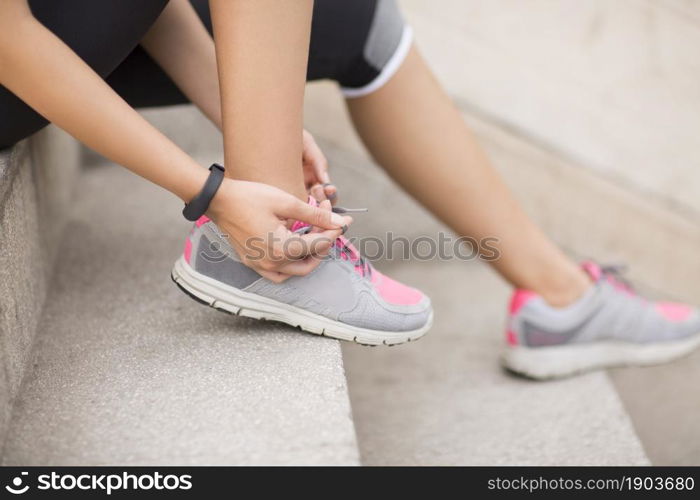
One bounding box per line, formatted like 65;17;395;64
346;47;591;307
193;0;311;201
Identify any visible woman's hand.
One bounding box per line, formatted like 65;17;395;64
207;178;351;283
303;130;338;204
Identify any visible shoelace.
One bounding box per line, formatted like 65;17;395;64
294;206;372;277
334;236;372;278
600;264;635;294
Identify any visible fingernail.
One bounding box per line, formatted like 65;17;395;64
341;224;348;235
327;191;337;200
322;183;333;188
331;213;345;226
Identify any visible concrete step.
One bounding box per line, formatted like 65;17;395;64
0;128;80;448
2;162;359;465
344;261;649;465
303;83;700;464
297;138;649;465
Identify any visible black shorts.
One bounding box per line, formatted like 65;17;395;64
0;0;411;149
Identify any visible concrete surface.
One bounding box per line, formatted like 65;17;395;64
319;133;693;465
400;0;700;215
2;163;359;465
133;104;699;465
0;127;79;448
343;261;649;466
610;350;700;466
306;139;648;465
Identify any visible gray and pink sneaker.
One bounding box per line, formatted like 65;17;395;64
171;216;433;345
503;262;700;379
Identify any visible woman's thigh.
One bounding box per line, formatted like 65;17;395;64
0;0;168;149
0;0;409;148
108;0;410;107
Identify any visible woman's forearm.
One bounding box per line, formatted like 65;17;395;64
209;0;313;200
0;1;206;202
142;0;337;201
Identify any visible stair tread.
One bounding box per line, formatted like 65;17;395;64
2;164;358;465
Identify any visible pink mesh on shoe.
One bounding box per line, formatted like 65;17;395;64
583;261;635;295
505;289;537;346
370;270;424;306
290;220;310;233
509;289;538;315
581;261;602;281
656;302;693;323
195;215;211;228
184;237;192;264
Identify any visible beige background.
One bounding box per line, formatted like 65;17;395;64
304;0;700;303
402;0;700;215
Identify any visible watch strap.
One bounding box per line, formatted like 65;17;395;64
182;163;225;221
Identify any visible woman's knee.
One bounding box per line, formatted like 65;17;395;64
308;0;413;97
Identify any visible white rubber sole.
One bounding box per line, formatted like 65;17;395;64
502;332;700;380
171;257;432;346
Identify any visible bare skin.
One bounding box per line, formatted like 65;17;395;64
209;0;311;201
346;47;591;306
141;2;589;306
0;0;349;283
141;0;223;129
141;0;337;199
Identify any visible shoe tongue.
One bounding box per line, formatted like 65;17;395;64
581;260;602;282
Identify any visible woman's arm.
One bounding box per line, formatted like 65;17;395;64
0;0;347;280
209;0;312;200
0;0;206;202
141;0;337;199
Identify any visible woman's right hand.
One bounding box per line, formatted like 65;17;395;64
206;178;351;283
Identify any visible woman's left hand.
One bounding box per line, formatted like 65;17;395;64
303;129;338;204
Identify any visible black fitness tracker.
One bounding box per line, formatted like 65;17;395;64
182;163;225;221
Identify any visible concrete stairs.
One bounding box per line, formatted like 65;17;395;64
1;99;682;465
0;128;79;450
0;126;358;465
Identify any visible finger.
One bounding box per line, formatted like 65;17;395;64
244;254;318;280
316;199;332;222
274;255;323;276
310;183;327;203
297;228;346;256
257;269;291;284
303;132;331;184
311;200;335;258
279;197;350;230
323;184;338;204
273;226;344;261
238;253;290;283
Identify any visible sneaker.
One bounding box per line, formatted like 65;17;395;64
502;261;700;379
171;215;433;345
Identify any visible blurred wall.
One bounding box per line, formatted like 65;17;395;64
304;0;700;302
401;0;700;215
